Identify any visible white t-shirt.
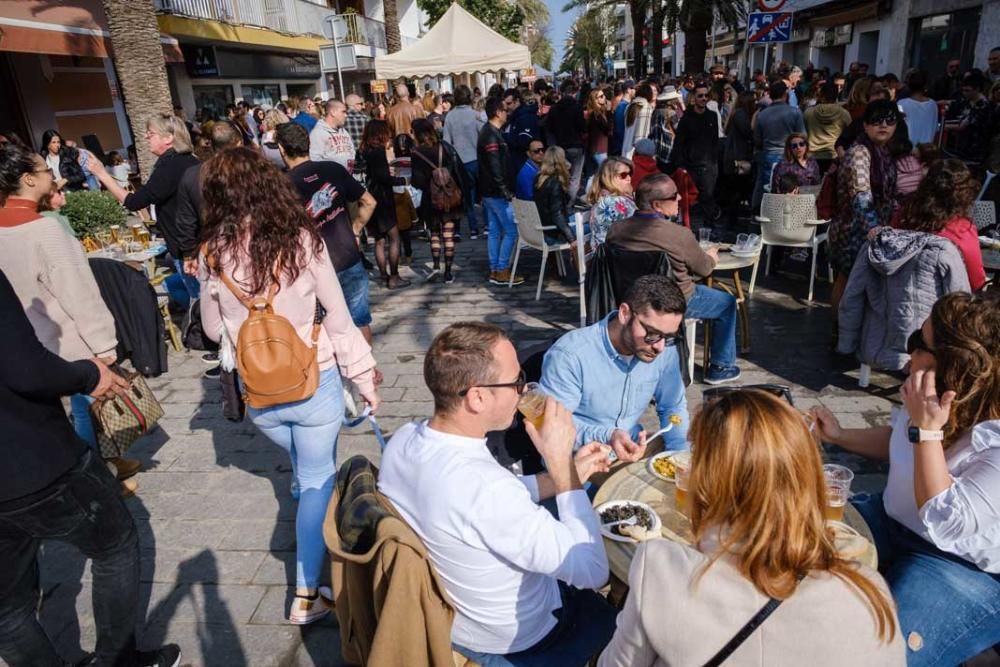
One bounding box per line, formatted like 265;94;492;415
884;408;1000;572
378;420;608;654
897;98;939;145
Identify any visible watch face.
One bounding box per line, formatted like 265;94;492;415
907;426;920;443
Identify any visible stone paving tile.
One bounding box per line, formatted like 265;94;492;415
13;233;918;666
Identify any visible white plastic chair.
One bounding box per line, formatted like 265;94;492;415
972;200;996;231
509;198;582;303
751;193;831;302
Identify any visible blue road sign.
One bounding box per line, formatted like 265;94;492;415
746;12;793;43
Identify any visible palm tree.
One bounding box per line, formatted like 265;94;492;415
101;0;173;179
563;0;649;78
384;0;402;53
675;0;745;74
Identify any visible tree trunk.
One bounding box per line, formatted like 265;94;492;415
384;0;402;53
650;0;665;76
683;28;708;74
101;0;173;180
629;0;645;78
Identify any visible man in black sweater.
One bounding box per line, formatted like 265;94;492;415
0;271;180;667
671;81;721;222
546;80;587;200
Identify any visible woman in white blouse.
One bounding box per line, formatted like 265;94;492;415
599;389;903;667
813;291;1000;667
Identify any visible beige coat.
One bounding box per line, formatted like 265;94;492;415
598;539;905;667
0;212;117;361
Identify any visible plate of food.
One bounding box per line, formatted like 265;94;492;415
647;450;691;482
597;500;662;543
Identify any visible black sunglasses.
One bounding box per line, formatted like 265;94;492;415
789;141;807;148
867;115;898;127
906;329;934;356
459;369;527;397
630;315;678;346
702;383;795;407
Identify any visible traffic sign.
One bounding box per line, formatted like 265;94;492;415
746;12;793;43
757;0;786;10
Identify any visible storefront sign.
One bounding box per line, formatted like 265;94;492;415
216;49;320;79
183;45;219;77
370;79;388;94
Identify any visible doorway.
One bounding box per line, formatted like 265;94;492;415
858;31;879;70
0;54;31;147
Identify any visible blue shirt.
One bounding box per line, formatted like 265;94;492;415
293;113;318;132
515;161;539;200
611;100;628;154
540;313;689;450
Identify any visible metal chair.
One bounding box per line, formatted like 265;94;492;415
751;193;831;303
972;200;996;231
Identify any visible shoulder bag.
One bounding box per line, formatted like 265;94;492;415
701;595;786;667
90;365;164;459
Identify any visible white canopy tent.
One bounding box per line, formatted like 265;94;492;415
375;3;531;80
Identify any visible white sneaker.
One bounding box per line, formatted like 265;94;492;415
288;586;333;625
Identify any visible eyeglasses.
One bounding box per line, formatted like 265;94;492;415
702;383;795;406
789;141;807;148
630;315;678;346
458;369;527;397
530;147;545;154
616;170;633;179
868;116;898;127
906;329;934;356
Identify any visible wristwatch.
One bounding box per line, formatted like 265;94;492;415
907;425;945;443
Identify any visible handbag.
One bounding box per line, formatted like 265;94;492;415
702;580;798;666
90;365;164;459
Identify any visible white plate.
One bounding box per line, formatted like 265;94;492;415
647;451;685;482
596;500;663;543
730;248;761;258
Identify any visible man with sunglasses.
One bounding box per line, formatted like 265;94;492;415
671;81;720;222
515;139;546;200
540;275;691;463
606;176;742;385
379;322;617;664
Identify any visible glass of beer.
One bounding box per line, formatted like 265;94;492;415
109;225;121;243
672;452;692;513
823;464;855;522
136;225;151;248
517;382;546;430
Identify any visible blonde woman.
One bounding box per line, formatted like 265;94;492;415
587;156;637;245
585;89;613;167
599;390;904;666
621;83;655;157
260;108;290;168
89;112;200;293
533;145;582;246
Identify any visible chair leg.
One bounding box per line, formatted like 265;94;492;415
765;245;773;276
160;303;182;352
808;243;818;303
536;248;548;300
749;253;761;295
508;245;522;288
555;249;566;277
859;363;871;388
684;320;696;381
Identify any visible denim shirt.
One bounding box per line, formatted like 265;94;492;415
540;313;689;450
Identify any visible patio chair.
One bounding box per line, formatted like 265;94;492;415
510;199;589;315
751;193;831;303
972;200;996;231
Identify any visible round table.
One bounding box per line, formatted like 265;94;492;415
593;460;878;584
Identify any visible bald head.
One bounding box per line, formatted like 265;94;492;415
345;93;363;109
211;120;242;150
395;82;409;100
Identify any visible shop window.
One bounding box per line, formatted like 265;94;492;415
908;7;981;81
242;84;282;108
192;85;235;121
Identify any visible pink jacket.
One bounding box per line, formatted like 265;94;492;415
199;234;376;397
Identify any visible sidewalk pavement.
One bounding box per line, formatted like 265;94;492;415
23;233;902;666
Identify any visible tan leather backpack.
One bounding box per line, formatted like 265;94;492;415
217;269;321;409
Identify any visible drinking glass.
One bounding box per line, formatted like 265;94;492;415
698;227;713;248
673;452;692;512
823;464;855;522
517;382;546;430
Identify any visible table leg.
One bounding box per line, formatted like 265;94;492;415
733;273;751;353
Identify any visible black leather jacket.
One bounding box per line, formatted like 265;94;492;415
476;122;512;200
533;176;574;243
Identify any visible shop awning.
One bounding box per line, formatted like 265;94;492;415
807;1;879;27
0;17;109;57
157;14;325;53
375;3;531;79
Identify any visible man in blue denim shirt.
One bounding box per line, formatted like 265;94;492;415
540;275;689;461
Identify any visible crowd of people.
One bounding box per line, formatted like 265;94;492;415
0;49;998;667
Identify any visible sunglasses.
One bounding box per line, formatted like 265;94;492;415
867;116;898;127
616;170;633;179
530;147;545;154
906;329;934;356
630;315;678;346
789;141;807;148
702;383;795;407
458;369;528;397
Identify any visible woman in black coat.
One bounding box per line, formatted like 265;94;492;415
410;118;467;284
360;120;408;289
39;129;86;191
533;146;578;247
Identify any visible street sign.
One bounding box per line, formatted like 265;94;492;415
746;12;793;43
757;0;786;10
370;79;388;94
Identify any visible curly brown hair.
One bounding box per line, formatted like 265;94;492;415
200;147;322;295
930;292;1000;447
898;159;980;233
361;119;392;150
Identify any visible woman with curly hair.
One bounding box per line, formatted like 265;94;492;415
813;291;1000;666
600;389;902;665
198;147;380;625
892;159;985;289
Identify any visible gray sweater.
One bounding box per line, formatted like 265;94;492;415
443;105;485;163
838;228;970;370
754;102;805;155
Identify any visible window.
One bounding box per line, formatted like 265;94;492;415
192;85;234;121
908;7;981;81
241;84;281;108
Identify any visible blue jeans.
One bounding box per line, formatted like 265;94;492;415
452;583;618;667
71;393;98;450
752;152;783;213
247;369;344;589
463;160;480;234
685;284;737;367
484;197;518;272
853;493;1000;666
336;260;372;327
173;258;200;300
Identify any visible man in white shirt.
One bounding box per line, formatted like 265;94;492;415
308;99;355;171
379;322;618;665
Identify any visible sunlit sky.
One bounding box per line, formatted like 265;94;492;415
543;0;576;69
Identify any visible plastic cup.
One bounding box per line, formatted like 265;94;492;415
673;452;692;512
517;382;546;430
823;464;855;522
698;227;713;248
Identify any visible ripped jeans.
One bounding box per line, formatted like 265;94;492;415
852;492;1000;666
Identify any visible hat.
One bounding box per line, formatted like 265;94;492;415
657;86;682;102
709;63;726;74
633;138;656;156
624;79;637;89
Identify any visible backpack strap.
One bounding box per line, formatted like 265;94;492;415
437;144;444;168
412;147;437;169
